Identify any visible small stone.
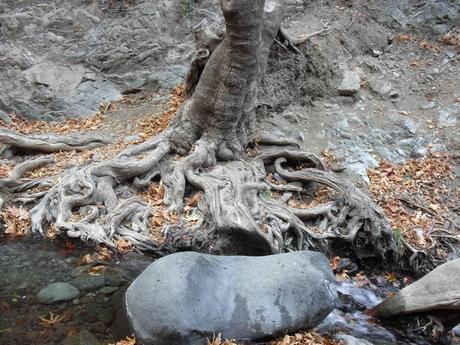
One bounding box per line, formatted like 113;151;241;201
369;78;392;97
37;282;80;305
96;286;119;295
71;274;106;292
411;147;427;159
62;330;101;345
336;258;358;273
389;90;399;99
453;324;460;337
338;70;361;96
371;49;383;57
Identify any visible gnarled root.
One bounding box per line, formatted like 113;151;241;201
25;139;171;252
0;128;109;154
9;125;396;261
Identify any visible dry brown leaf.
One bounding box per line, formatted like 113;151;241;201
38;312;64;328
108;335;137;345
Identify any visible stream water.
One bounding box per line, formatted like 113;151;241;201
0;238;456;345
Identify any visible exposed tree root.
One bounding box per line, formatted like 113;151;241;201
0;157;55;192
1;0;397;261
0;128;109;154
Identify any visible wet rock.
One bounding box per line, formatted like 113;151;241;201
37;282;79;304
453;324;460;336
438;104;458;127
97;286;119;295
71;268;125;292
336;334;375;345
126;251;337;345
62;330;101;345
71;274;106;292
373;259;460;322
338;70;361;96
336;258;358;274
369;78;392;97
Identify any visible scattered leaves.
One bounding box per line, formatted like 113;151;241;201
394;33;413;43
2;206;30;237
440;31;460;51
116;238;133;253
368;154;455;249
0;164;10;178
38;312;64;328
384;272;397;284
271;332;343;345
108;335;137;345
136;84;185;140
88;265;107;276
207;334;238;345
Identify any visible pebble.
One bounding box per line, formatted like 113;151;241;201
338;70;361;96
62;330;101;345
37;282;80;304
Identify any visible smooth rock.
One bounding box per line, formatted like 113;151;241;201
71;274;106;292
453;324;460;336
62;330;101;345
338;70;361;96
369;79;392;97
37;282;80;304
373;259;460;318
126;251;337;345
23;62;85;92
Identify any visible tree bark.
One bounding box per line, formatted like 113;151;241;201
1;0;397;262
169;0;284;158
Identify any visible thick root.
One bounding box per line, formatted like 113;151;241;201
0;128;109;154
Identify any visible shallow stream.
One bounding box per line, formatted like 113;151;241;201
0;238;455;345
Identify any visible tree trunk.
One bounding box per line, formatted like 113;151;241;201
0;0;397;262
169;0;283;158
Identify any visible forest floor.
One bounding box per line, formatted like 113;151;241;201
0;0;459;345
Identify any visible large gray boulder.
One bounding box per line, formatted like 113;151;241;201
373;258;460;325
125;251;337;345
